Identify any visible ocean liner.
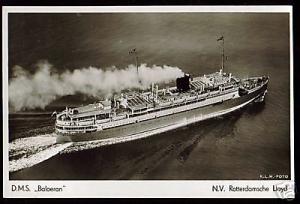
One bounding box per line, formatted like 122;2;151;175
55;37;269;143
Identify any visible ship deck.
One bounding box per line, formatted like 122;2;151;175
56;71;247;127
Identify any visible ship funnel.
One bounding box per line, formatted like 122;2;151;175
176;74;191;92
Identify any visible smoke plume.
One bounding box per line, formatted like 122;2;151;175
9;61;184;112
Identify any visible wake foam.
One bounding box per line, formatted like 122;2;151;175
9;134;72;172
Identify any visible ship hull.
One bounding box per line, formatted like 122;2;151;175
56;83;267;143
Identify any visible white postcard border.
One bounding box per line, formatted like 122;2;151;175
2;6;294;198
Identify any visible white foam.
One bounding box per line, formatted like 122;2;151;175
9;134;57;151
9;134;72;172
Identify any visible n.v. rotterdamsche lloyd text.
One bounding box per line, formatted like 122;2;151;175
212;184;290;193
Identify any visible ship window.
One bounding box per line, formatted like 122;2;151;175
224;86;233;90
96;113;109;120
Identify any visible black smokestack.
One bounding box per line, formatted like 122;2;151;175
176;74;191;92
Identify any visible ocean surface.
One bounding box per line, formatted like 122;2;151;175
7;13;291;180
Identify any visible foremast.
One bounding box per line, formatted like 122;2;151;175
217;35;225;73
129;48;141;83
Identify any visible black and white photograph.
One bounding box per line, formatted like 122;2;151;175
2;6;294;198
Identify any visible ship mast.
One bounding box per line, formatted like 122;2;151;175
217;36;225;73
129;48;139;81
